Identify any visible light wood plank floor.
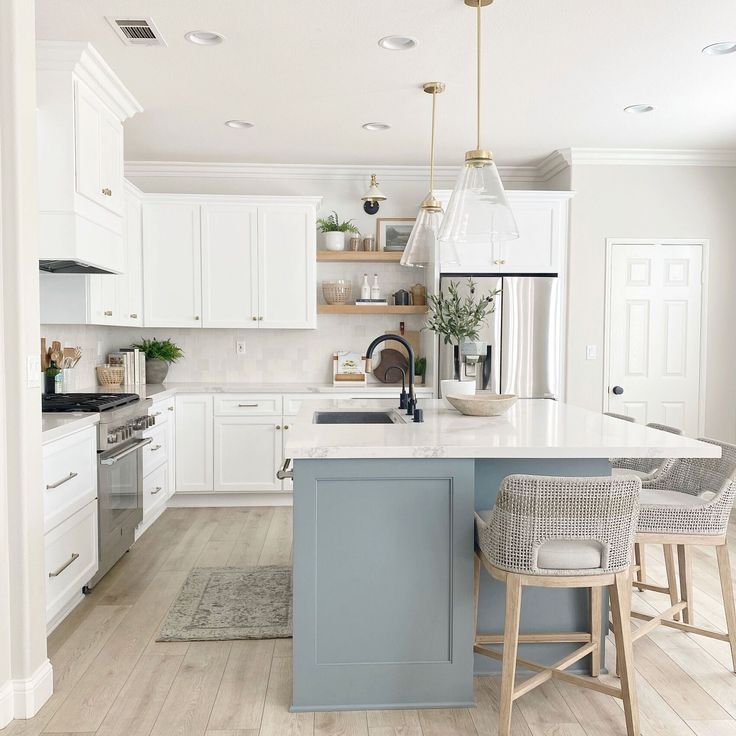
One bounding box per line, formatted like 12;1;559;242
4;507;736;736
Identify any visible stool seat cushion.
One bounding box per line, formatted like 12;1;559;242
641;489;709;507
613;468;654;480
537;539;603;570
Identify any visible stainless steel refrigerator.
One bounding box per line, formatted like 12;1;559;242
437;275;560;399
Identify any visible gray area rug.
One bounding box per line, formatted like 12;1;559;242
157;565;292;641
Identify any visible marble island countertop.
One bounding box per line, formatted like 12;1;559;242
285;398;720;460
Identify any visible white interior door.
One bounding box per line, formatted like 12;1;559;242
605;241;705;434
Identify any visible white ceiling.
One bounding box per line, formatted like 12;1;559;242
35;0;736;167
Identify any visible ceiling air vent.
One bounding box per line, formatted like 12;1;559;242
106;17;167;47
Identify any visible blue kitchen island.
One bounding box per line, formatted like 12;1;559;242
286;399;717;712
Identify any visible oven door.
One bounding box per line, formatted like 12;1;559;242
98;437;150;544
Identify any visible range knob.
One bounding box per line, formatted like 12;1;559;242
107;431;118;444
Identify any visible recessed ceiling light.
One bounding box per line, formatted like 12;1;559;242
225;120;254;129
378;35;418;51
362;122;391;131
624;104;654;114
185;30;224;46
702;41;736;55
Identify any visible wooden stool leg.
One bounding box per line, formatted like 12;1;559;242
677;545;694;624
716;543;736;673
663;544;680;621
473;550;481;640
499;574;522;736
610;570;640;736
590;586;602;677
634;543;646;591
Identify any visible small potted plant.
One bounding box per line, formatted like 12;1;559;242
414;356;427;385
424;278;500;391
317;211;360;251
132;338;184;384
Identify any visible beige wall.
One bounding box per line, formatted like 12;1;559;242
565;163;736;441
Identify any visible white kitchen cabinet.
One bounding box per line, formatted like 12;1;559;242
143;201;203;328
438;190;573;274
201;204;259;328
214;416;283;492
175;394;213;492
258;205;316;328
40;181;144;326
36;41;142;273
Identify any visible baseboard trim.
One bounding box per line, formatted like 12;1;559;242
168;491;293;508
0;679;13;729
10;658;53;720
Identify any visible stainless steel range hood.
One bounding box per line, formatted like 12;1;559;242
39;260;116;275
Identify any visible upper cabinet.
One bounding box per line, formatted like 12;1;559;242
36;42;142;273
142;200;202;328
437;190;573;275
143;196;320;329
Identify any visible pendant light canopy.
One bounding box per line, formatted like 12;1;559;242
401;82;459;267
438;0;518;251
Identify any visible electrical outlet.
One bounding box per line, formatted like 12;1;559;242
236;341;246;356
27;355;41;389
586;345;597;361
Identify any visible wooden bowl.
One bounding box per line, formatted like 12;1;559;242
445;391;518;417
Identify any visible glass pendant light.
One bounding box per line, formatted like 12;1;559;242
438;0;518;251
401;82;459;267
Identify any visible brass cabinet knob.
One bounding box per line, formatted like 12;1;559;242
130;313;138;319
101;187;112;196
283;425;290;430
168;406;174;411
252;316;257;321
194;315;200;321
276;425;282;430
258;316;263;321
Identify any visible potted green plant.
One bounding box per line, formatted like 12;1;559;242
424;278;500;382
414;356;427;385
132;338;184;384
317;211;360;251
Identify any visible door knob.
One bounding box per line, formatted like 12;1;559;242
612;386;624;395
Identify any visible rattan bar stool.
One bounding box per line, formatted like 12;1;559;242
610;422;684;594
631;438;736;670
474;474;642;736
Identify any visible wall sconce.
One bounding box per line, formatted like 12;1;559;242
361;174;386;215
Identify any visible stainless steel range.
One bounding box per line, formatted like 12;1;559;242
42;393;155;589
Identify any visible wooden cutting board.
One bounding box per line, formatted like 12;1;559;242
373;349;409;384
383;329;421;361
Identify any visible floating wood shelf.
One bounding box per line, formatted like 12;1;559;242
317;304;427;315
316;251;404;263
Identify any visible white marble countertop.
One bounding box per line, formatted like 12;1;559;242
42;413;99;444
285;398;720;460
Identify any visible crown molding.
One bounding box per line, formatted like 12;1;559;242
124;160;547;185
564;147;736;167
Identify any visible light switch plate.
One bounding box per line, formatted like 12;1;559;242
586;345;597;360
27;355;41;388
236;341;246;356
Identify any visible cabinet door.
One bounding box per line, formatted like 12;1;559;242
175;394;213;493
143;202;202;327
119;190;143;326
88;273;118;325
74;81;102;208
214;416;283;492
98;110;124;216
201;204;258;328
257;205;316;328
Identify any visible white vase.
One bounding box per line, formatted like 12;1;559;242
324;231;346;251
440;379;476;409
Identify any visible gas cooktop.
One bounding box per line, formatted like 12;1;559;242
41;393;140;413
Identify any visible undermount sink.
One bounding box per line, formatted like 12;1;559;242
313;410;405;425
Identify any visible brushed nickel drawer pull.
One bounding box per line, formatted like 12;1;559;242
150;444;163;452
104;310;113;316
238;403;259;407
151;412;162;417
151;486;163;495
130;313;138;319
46;471;78;489
49;552;79;578
167;406;174;411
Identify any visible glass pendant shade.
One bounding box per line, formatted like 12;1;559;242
438;158;519;246
401;205;458;267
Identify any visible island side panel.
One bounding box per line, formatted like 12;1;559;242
292;458;476;711
474;458;612;675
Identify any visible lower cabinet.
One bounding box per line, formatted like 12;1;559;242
214;417;283;492
45;499;98;631
175;393;214;492
142;462;169;522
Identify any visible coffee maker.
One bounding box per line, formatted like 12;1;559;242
460;341;493;390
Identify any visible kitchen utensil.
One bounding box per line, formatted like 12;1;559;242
410;283;427;306
372;348;409;384
41;338;48;371
322;280;353;305
445;391;518;417
393;289;410;306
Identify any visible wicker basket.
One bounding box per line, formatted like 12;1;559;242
96;365;125;386
322;280;353;305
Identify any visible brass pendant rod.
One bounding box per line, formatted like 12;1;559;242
430;89;437;194
476;0;482;151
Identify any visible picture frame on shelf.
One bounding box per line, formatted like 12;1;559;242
376;218;415;252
